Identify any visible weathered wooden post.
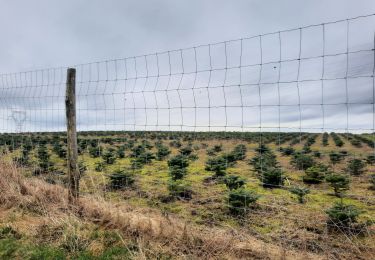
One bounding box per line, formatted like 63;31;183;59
65;68;79;203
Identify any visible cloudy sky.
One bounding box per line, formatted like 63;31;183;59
0;0;374;133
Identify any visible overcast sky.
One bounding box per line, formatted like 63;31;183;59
0;0;374;72
0;0;374;133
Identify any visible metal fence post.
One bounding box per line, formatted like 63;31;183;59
65;68;79;203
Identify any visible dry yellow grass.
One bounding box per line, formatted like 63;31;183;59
0;159;326;259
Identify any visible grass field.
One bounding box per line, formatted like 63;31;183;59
0;131;374;259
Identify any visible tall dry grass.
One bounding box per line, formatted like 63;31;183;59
0;160;322;259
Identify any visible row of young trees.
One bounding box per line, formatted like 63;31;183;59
204;144;262;214
12;133;372;193
286;148;370;196
256;144;373;231
330;132;344;147
12;135;372;183
201;142;373;231
321;132;374;149
2;130;373;163
5;132;374;231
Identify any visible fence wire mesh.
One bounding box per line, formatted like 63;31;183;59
0;13;374;258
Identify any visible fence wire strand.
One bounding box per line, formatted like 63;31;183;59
0;13;374;258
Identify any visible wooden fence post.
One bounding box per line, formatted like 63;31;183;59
65;68;79;203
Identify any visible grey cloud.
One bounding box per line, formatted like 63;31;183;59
0;0;374;133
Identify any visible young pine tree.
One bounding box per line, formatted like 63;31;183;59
302;164;328;184
223;175;246;190
228;189;260;215
346;159;366;176
205;156;228;177
326;201;362;230
168;155;189;180
289;186;310;203
108;169;135;190
326;174;350;197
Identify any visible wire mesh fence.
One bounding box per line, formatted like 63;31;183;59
0;13;374;258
